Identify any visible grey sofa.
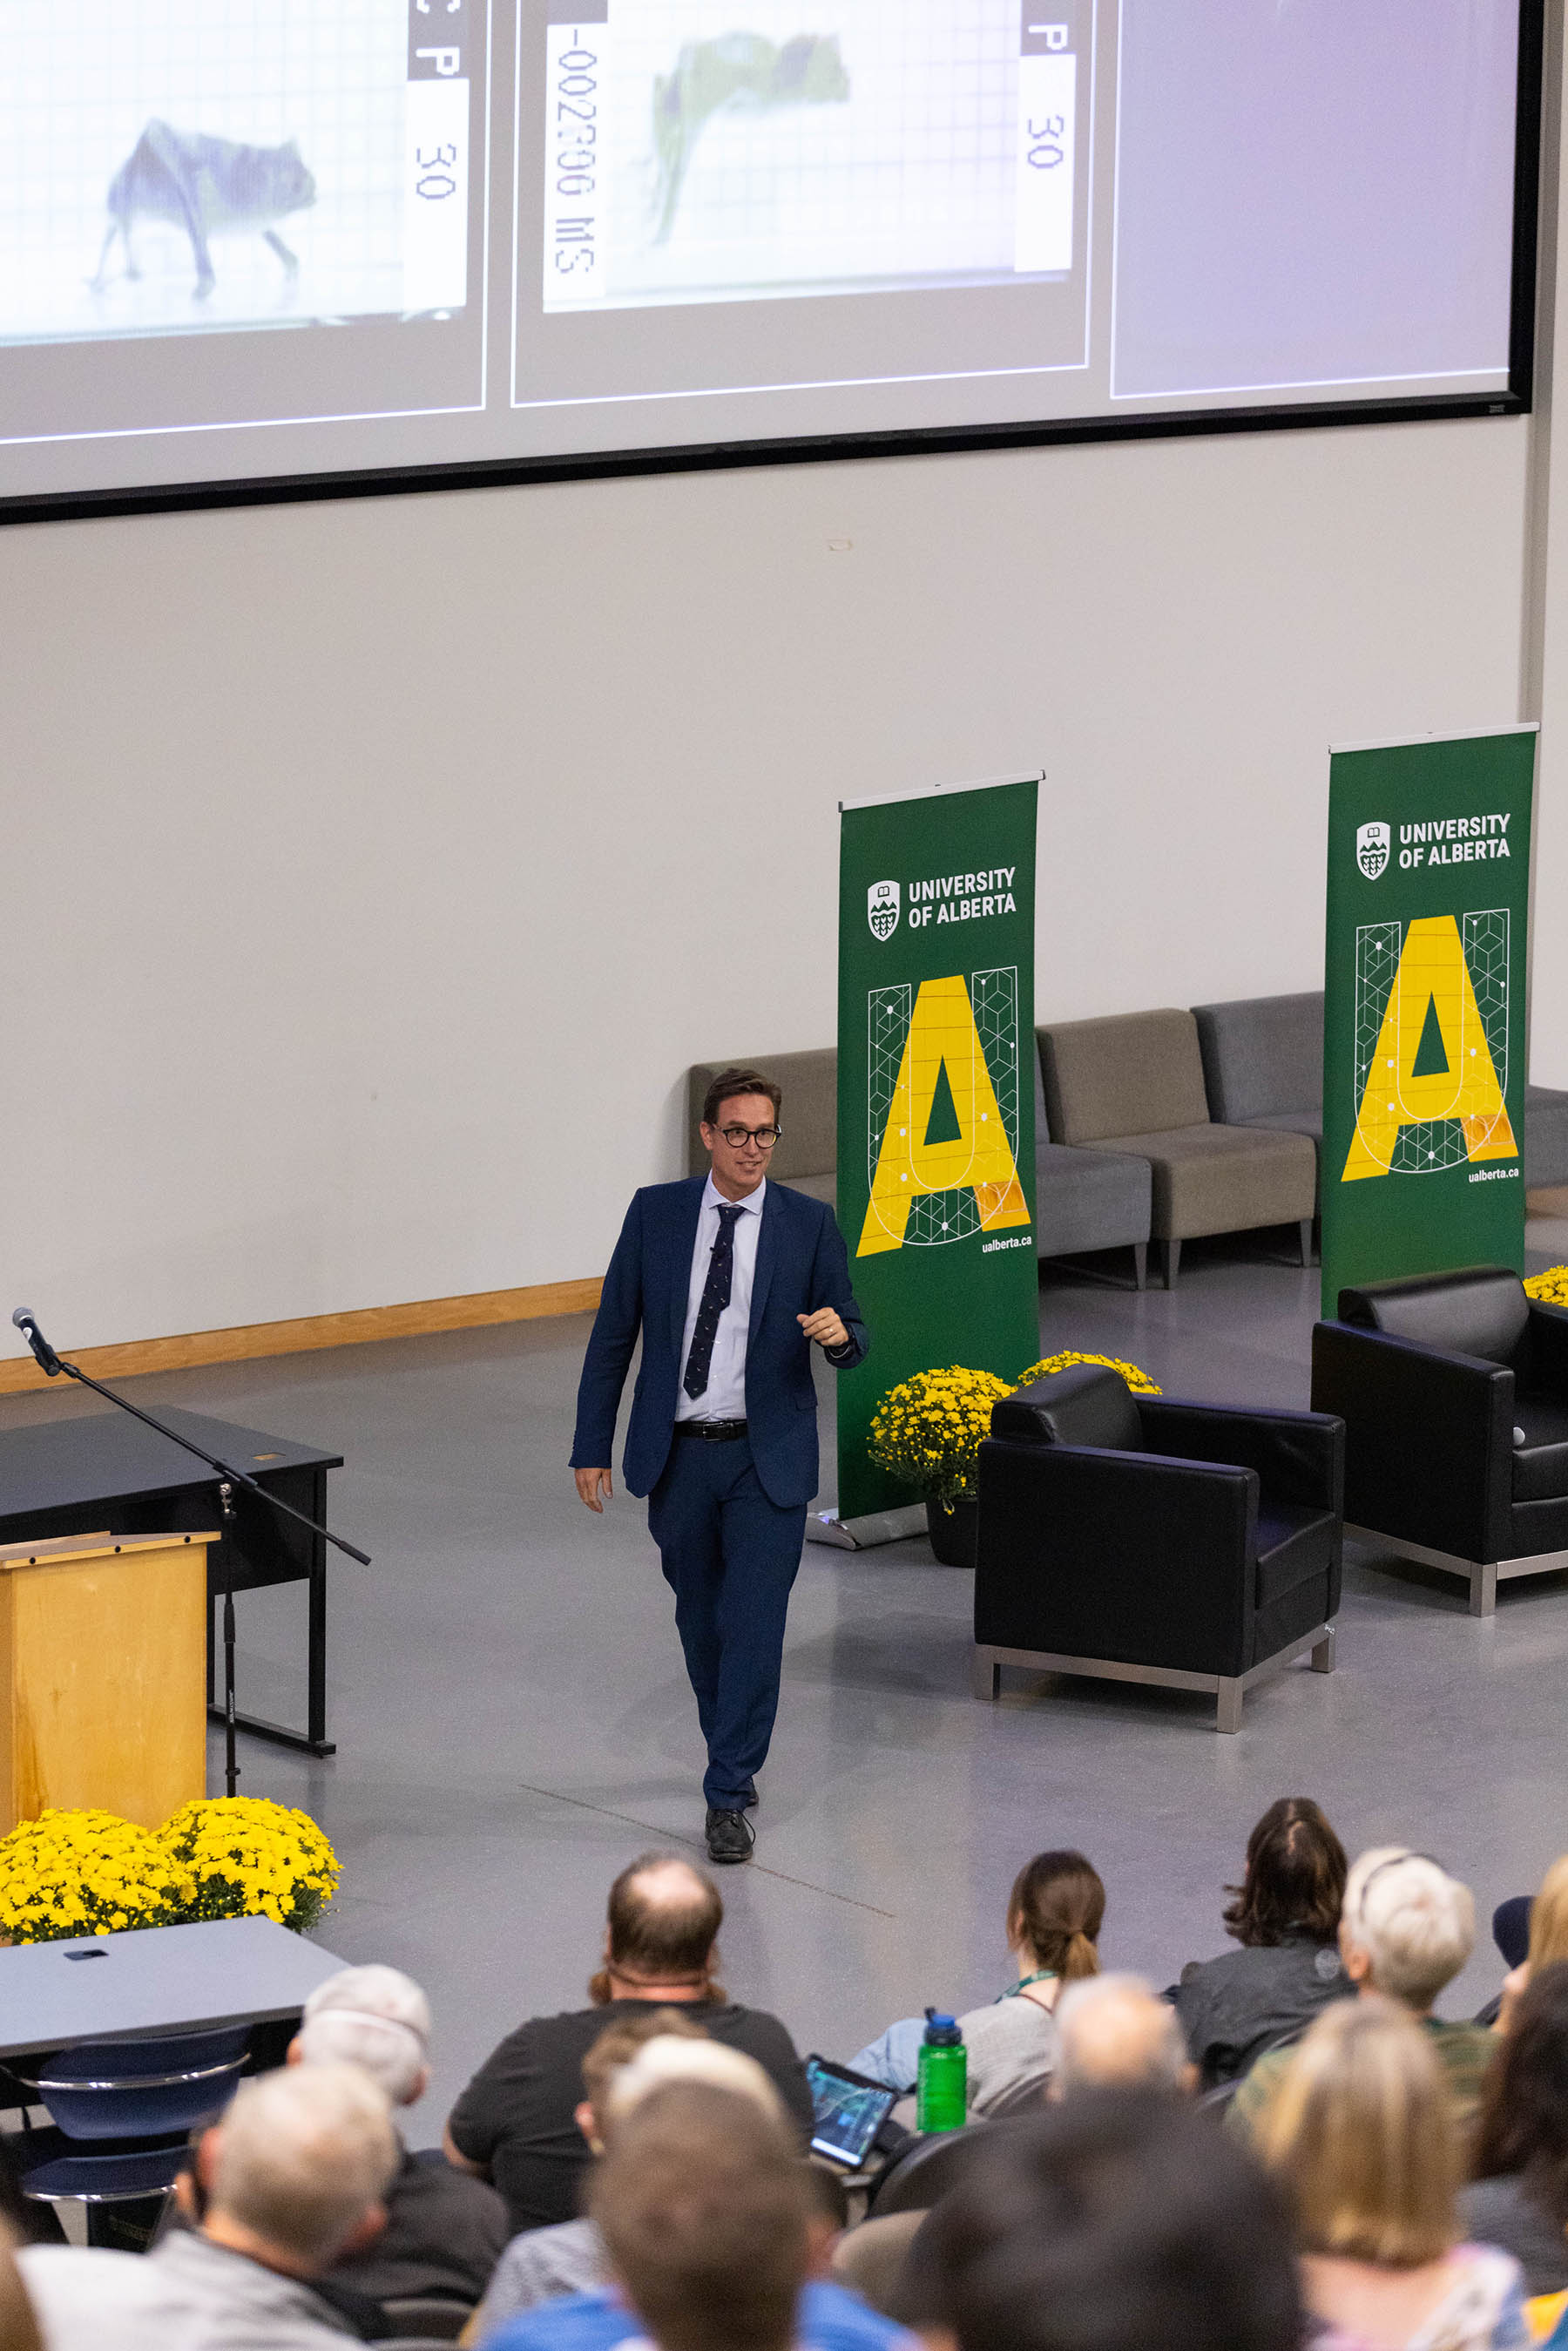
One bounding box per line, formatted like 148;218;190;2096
1031;1035;1152;1288
1526;1086;1568;1192
1040;1009;1317;1288
686;1045;1151;1284
1189;988;1568;1196
1193;992;1323;1208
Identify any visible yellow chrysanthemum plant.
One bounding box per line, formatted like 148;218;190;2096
868;1365;1014;1507
1525;1266;1568;1310
1015;1351;1162;1395
160;1799;341;1934
868;1351;1162;1512
0;1797;340;1946
0;1809;194;1945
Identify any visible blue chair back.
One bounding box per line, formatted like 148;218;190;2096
36;2024;250;2140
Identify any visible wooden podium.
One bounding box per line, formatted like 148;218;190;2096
0;1531;215;1833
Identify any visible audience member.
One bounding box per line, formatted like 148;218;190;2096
0;2236;42;2351
20;2064;398;2350
445;1853;812;2232
286;1961;510;2307
471;2015;737;2334
1230;1847;1493;2144
1497;1860;1568;2036
1258;1996;1525;2351
901;2089;1301;2351
1174;1799;1351;2089
483;2081;904;2351
1463;1961;1568;2295
1053;1974;1194;2096
853;1850;1104;2114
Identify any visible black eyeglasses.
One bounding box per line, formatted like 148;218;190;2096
717;1124;781;1150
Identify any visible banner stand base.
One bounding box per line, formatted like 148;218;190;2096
805;1505;928;1551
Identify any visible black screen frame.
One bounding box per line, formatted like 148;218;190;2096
0;0;1545;532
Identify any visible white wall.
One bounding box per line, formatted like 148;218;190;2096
1;412;1537;1356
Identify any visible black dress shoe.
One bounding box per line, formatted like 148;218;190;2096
738;1780;758;1810
705;1806;755;1864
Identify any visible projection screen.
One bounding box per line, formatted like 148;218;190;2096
0;0;1541;521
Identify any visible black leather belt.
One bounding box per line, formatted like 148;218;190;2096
675;1419;748;1442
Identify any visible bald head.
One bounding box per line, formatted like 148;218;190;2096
605;1852;723;1989
1055;1975;1193;2097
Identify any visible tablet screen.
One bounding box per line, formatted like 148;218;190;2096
805;2056;897;2169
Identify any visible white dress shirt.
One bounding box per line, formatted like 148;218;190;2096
673;1175;766;1422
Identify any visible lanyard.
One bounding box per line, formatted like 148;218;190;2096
998;1969;1058;2002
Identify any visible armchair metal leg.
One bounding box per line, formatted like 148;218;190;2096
1164;1237;1181;1290
1132;1241;1147;1292
1298;1218;1313;1268
1310;1624;1336;1673
1470;1562;1498;1617
1215;1677;1243;1733
971;1648;1000;1701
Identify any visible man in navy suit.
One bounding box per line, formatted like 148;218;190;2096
571;1067;868;1864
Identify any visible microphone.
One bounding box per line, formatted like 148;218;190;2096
11;1309;63;1377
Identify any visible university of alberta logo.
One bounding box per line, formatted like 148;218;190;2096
1356;822;1391;881
868;878;900;941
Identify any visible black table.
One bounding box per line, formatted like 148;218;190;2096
0;1408;343;1756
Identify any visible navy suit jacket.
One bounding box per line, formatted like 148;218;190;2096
571;1177;869;1508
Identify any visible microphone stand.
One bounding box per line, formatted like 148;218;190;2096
16;1331;368;1799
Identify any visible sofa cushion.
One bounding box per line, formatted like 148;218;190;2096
686;1050;835;1182
1193;993;1324;1126
991;1365;1145;1453
1255;1503;1335;1610
1089;1123;1316;1240
1512;1392;1568;1504
1242;1110;1323;1149
1337;1267;1529;1367
1035;1142;1152;1258
1040;1011;1209;1146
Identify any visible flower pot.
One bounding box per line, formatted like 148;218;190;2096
925;1494;979;1569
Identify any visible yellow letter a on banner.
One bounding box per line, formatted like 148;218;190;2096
858;975;1031;1255
1341;914;1517;1182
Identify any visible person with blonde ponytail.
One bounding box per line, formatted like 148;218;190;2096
848;1851;1105;2117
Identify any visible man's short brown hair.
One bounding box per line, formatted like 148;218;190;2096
701;1068;782;1128
581;2007;707;2138
590;2081;808;2351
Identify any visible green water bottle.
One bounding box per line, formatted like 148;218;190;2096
916;2008;967;2133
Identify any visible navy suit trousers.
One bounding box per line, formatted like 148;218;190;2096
647;1433;808;1808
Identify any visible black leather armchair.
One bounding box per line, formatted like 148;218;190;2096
972;1365;1343;1731
1310;1266;1568;1616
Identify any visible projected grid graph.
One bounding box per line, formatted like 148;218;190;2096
544;0;1080;309
0;0;409;344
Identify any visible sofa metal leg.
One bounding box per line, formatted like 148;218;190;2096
1215;1678;1243;1733
1164;1238;1181;1290
1132;1241;1147;1292
971;1649;1000;1701
1310;1624;1336;1674
1470;1562;1498;1618
1298;1217;1313;1268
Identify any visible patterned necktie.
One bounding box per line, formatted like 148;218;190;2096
683;1203;743;1401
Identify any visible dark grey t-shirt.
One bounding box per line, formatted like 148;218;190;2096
1457;2176;1568;2297
447;2000;813;2234
1174;1931;1352;2089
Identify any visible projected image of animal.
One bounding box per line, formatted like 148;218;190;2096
91;120;318;300
652;33;849;244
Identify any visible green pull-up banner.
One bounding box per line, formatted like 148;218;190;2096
835;776;1039;1524
1321;727;1537;1317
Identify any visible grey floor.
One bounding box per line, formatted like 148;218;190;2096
4;1207;1568;2147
